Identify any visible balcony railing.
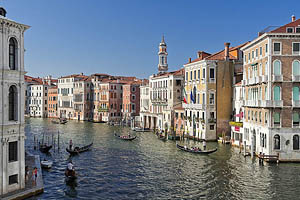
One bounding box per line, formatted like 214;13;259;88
293;100;300;107
292;75;300;82
261;75;268;82
272;75;283;82
273;100;283;107
183;103;205;110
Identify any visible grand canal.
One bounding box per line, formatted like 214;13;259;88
25;118;300;200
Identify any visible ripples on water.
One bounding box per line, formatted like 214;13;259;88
25;118;300;200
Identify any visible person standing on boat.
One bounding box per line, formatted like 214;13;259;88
32;167;38;185
67;161;74;171
69;139;73;150
203;140;207;150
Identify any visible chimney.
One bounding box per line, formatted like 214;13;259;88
292;15;296;22
224;42;230;61
188;58;192;63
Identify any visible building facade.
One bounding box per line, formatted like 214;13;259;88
48;86;58;118
0;7;30;195
241;16;300;161
73;77;91;121
184;43;246;141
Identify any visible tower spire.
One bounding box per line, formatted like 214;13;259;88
158;35;168;72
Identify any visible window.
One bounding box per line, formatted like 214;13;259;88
274;135;280;150
265;61;268;76
202;68;205;79
259;112;262;122
252;51;254;59
9;85;17;121
274;86;280;101
293;113;300;126
260;47;262;56
248;53;250;61
287;27;294;33
9;141;18;162
293;135;299;150
9;37;17;70
194;70;196;80
293;87;299;100
265;112;268;124
274;112;280;126
296;27;300;33
248;110;250;120
209;68;215;80
186;72;188;81
132;104;135;111
273;60;281;75
293;60;300;76
209;93;214;104
198;70;200;79
274;42;281;54
293;43;300;54
255;49;258;58
210;125;214;130
265;43;268;53
9;174;18;185
190;71;193;81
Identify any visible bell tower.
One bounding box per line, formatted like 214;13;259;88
158;35;168;72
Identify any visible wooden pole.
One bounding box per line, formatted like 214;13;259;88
58;131;60;151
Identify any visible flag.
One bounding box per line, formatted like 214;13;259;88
182;87;187;104
190;91;194;104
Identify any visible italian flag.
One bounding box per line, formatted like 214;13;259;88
183;87;187;104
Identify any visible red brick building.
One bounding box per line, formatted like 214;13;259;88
48;86;58;118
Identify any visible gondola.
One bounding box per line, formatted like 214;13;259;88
39;144;52;153
158;134;167;141
66;143;93;155
51;120;59;124
114;133;137;141
176;144;217;154
65;169;77;181
41;159;53;169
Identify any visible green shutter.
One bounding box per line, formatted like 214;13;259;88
293;113;299;122
274;113;280;123
274;61;281;75
293;87;300;101
293;61;300;76
274;86;280;100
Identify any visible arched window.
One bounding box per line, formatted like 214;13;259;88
9;85;18;121
293;135;299;150
274;86;280;101
9;38;17;70
293;86;299;101
274;112;280;126
273;60;281;75
274;134;280;150
293;60;300;76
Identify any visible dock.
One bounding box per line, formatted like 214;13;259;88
1;154;44;200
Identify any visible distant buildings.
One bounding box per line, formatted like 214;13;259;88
0;7;30;195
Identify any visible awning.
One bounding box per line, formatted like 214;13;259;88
251;63;258;66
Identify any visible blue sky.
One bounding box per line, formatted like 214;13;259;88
1;0;298;79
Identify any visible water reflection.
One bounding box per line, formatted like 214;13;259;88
25;118;300;200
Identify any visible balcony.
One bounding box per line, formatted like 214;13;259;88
208;118;216;123
293;100;300;107
248;77;255;85
260;100;273;107
183;103;205;110
260;75;268;83
273;100;283;107
255;76;260;84
272;75;283;82
292;75;300;82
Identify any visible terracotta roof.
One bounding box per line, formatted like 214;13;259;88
153;68;184;78
270;18;300;33
204;42;249;61
60;74;87;79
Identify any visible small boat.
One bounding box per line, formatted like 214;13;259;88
176;144;217;154
66;143;93;155
41;159;53;169
39;144;52;153
158;134;167;141
65;169;77;181
59;118;68;124
51;120;59;124
114;133;137;141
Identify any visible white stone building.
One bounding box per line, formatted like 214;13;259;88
230;82;244;146
57;74;86;119
0;7;30;195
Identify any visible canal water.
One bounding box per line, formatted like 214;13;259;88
25;118;300;200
